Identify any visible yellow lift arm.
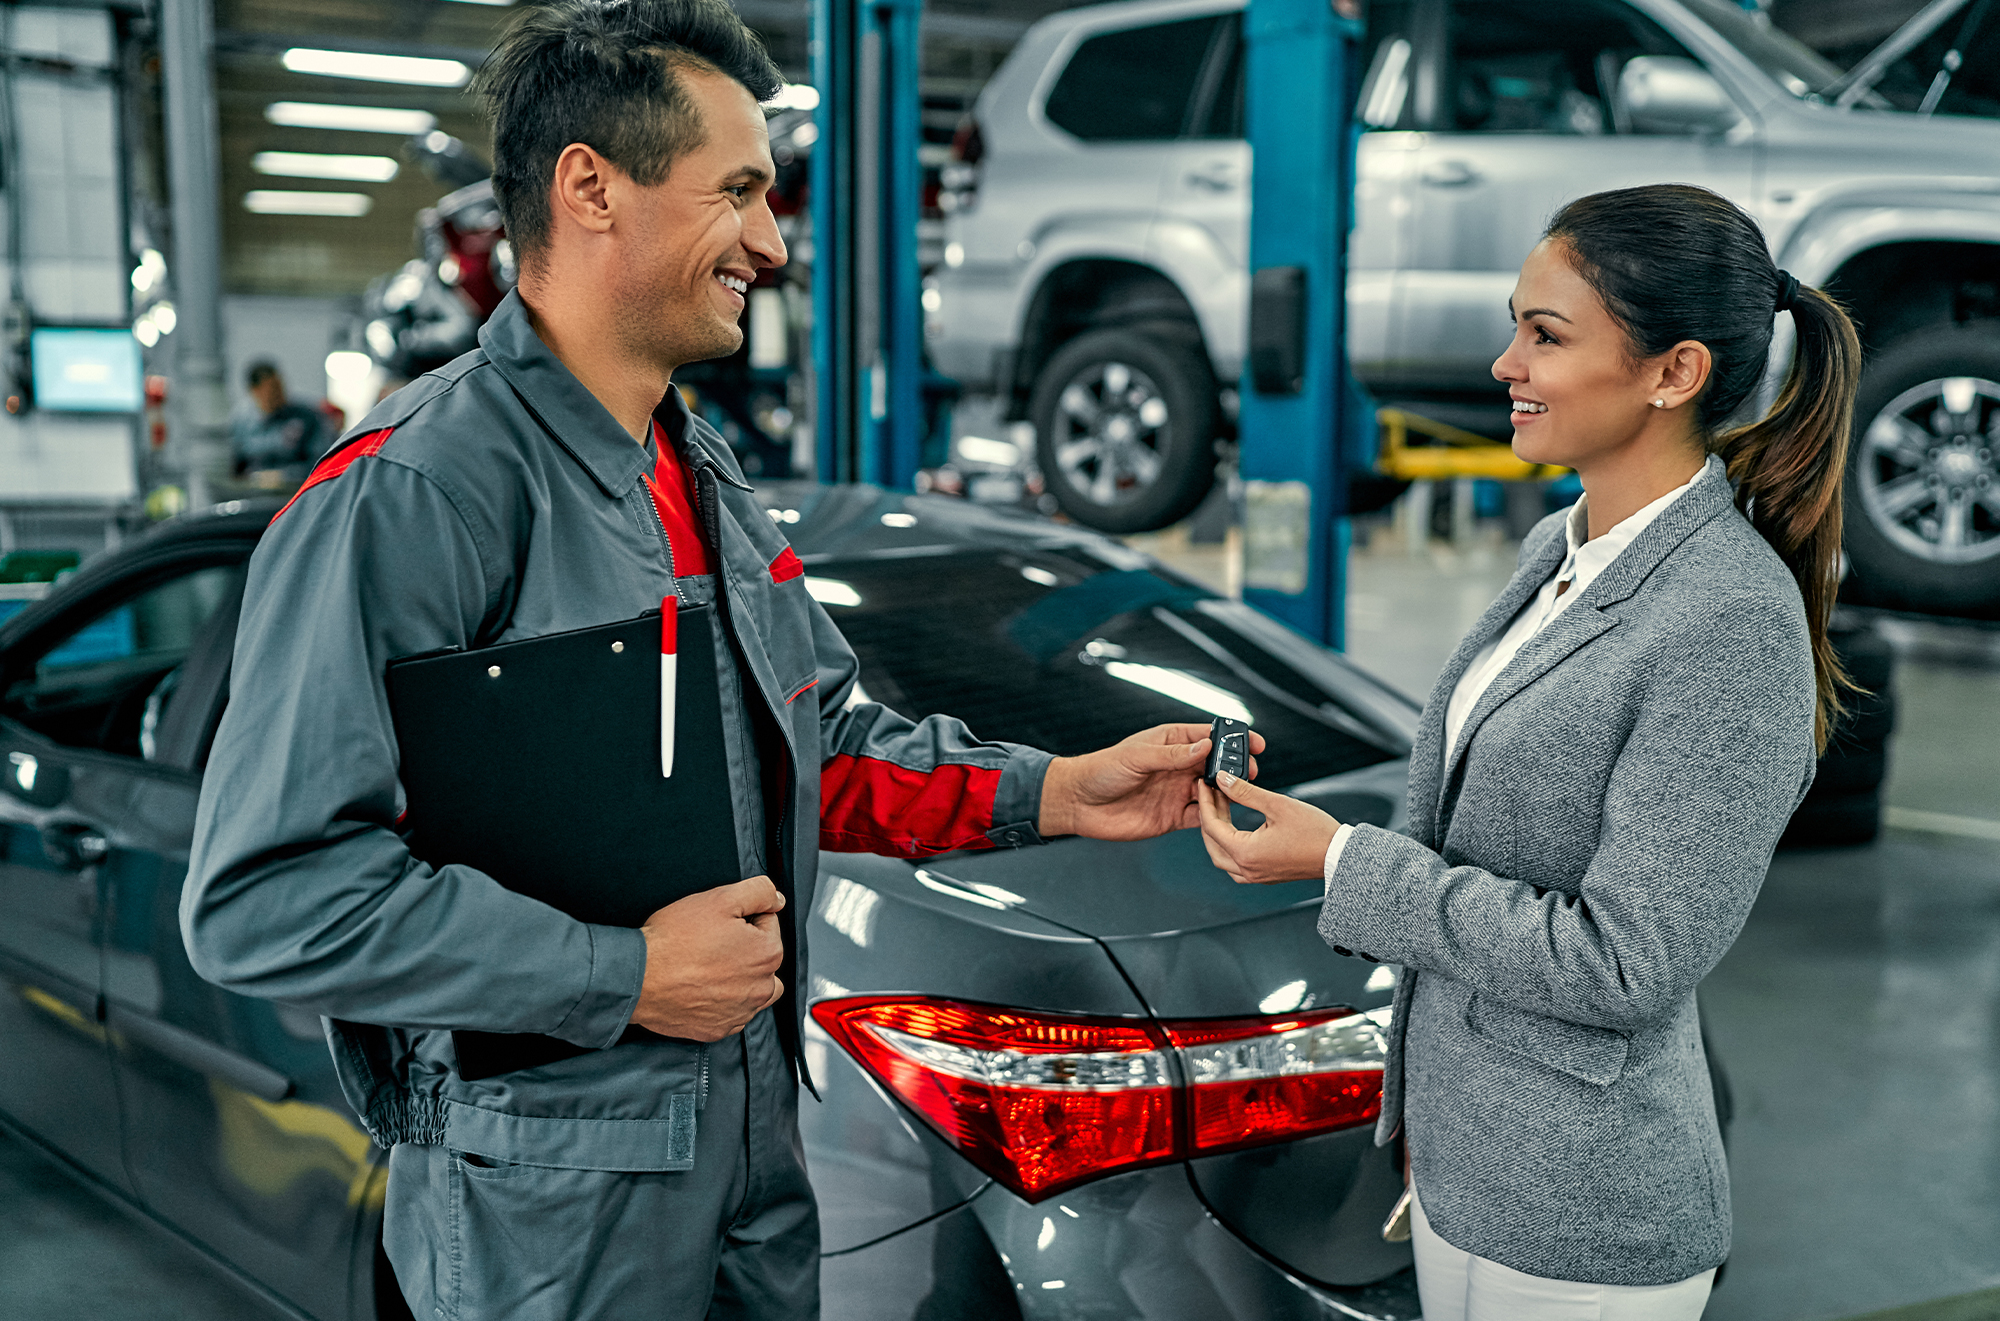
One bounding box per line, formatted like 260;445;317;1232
1375;408;1569;482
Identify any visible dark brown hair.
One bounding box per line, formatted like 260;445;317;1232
1546;184;1862;752
474;0;782;261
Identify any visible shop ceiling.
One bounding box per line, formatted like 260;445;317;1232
198;0;1079;297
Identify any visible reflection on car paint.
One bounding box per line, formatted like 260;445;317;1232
210;1080;385;1211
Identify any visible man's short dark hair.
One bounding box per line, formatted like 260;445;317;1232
246;360;281;388
475;0;783;261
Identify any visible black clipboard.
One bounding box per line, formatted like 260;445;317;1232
387;604;738;1079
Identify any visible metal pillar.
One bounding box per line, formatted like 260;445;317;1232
159;0;229;510
1236;0;1362;647
812;0;924;488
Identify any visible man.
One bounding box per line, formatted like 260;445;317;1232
182;3;1248;1318
232;360;329;485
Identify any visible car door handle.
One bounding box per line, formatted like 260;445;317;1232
41;821;108;871
1420;159;1481;187
1184;165;1240;192
106;1005;295;1103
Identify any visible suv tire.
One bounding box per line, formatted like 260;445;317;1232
1846;325;2000;617
1030;327;1219;533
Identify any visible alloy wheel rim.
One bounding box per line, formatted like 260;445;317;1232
1049;360;1172;508
1858;375;2000;565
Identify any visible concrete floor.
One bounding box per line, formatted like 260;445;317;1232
3;514;1997;1321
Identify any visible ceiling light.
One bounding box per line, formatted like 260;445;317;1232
281;48;471;87
243;190;374;217
265;102;437;134
766;84;820;111
254;151;399;182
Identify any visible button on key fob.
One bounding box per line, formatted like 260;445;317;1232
1204;717;1251;786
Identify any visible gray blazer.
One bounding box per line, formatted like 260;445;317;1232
1322;456;1817;1286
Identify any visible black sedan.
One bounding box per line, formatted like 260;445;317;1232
0;485;1423;1320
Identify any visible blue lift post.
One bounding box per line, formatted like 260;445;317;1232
1236;0;1363;647
811;0;925;489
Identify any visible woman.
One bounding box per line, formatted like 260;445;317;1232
1197;184;1859;1319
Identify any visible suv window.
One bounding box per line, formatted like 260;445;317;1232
1446;0;1698;134
5;564;241;761
1044;14;1226;141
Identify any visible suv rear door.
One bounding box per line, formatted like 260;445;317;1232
1389;0;1758;414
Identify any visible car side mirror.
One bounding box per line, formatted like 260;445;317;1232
4;747;69;808
1617;56;1740;134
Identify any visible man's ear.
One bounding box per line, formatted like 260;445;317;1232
550;143;617;239
1651;339;1712;411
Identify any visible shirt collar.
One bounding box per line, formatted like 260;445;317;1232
1557;461;1711;590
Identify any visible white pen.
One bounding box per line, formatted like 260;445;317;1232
659;595;678;778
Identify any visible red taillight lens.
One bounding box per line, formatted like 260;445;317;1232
1166;1009;1388;1156
811;997;1177;1200
811;997;1388;1203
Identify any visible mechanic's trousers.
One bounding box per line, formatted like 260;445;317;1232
383;1012;819;1321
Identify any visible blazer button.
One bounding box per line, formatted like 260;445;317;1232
1331;945;1353;957
1360;952;1379;962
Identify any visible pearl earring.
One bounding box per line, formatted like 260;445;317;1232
1652;399;1666;408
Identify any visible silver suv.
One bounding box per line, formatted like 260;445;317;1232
929;0;2000;618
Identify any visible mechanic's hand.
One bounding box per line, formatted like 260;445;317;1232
1039;722;1263;841
631;876;786;1041
1197;771;1340;885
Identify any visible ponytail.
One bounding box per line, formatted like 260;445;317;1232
1546;185;1865;753
1716;283;1863;753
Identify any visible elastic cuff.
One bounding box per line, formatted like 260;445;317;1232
550;924;648;1049
990;745;1056;842
1322;823;1356;897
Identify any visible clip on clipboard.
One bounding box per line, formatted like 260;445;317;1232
386;601;738;1080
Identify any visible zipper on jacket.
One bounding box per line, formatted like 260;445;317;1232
698;1043;710;1108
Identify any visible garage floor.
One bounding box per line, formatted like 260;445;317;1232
3;520;1996;1321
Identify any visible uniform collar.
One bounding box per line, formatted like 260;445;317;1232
477;289;653;499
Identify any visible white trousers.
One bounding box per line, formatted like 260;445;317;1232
1411;1187;1716;1321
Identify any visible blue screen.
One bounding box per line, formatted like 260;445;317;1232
31;328;143;413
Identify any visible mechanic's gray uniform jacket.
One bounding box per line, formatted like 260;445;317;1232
184;291;1052;1171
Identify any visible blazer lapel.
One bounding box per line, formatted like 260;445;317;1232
1403;528;1567;847
1430;456;1738;838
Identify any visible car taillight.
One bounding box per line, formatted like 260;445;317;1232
939;117;983;214
811;996;1386;1202
1165;1009;1389;1157
811;997;1176;1200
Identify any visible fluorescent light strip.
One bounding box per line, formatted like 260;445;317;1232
265;102;437;134
281;48;471;88
253;151;399;182
243;190;374;217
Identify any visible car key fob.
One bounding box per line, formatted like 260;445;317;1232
1204;717;1251;785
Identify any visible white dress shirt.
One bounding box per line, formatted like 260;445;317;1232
1321;464;1711;893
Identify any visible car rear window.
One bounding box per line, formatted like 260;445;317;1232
810;550;1397;787
1044;14;1226;141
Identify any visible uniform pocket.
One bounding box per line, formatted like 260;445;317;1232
1464;992;1629;1087
445;1158;644;1320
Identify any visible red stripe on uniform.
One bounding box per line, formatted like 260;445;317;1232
270;428;396;523
819;755;1002;857
769;546;805;585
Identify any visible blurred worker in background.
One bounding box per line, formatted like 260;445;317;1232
232;360;329;487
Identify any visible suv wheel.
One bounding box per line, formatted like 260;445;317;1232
1030;327;1219;533
1846;325;2000;617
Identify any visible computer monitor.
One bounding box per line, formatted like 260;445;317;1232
29;327;144;413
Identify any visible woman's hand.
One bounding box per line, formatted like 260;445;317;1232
1197;771;1341;886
